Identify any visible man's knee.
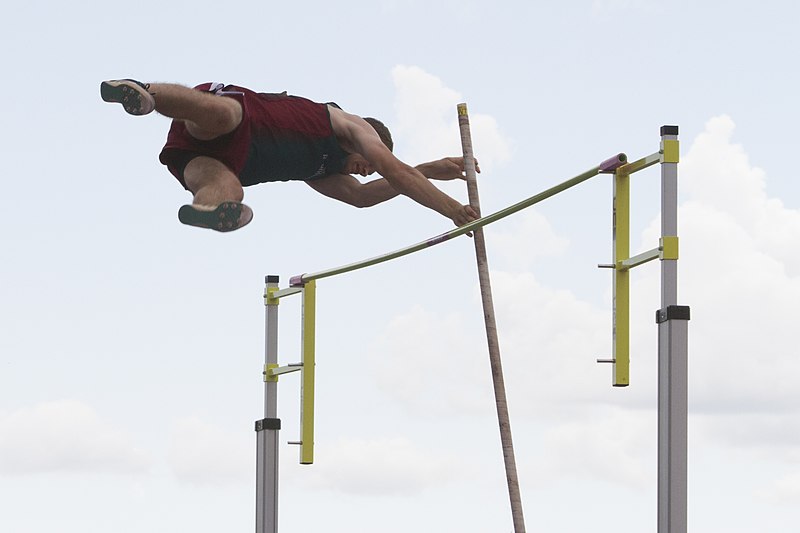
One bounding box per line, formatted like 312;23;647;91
187;97;242;140
183;156;244;203
210;98;243;133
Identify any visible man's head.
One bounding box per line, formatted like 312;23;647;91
340;116;393;176
364;117;393;152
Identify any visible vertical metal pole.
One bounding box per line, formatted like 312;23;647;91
256;275;281;533
458;103;526;533
612;166;631;386
299;280;316;465
657;127;690;533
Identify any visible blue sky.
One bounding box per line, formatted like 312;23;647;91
1;1;799;532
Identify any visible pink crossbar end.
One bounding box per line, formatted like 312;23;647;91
599;153;627;172
289;275;305;287
425;232;452;247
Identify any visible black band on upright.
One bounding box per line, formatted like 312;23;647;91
660;125;679;136
265;275;280;283
255;418;281;431
656;305;691;323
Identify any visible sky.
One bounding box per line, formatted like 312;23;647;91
1;0;799;532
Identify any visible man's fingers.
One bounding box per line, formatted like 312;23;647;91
458;156;480;174
452;205;480;228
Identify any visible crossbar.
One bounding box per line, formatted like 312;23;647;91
290;153;627;286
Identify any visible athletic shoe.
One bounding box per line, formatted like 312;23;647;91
178;202;254;232
100;79;155;116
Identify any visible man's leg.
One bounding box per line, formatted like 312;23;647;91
101;80;243;140
102;79;252;232
147;83;243;140
184;156;244;206
178;156;253;232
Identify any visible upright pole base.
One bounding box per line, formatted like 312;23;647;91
256;418;280;533
657;306;690;533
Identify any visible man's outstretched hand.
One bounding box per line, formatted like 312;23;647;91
450;203;480;229
420;156;481;181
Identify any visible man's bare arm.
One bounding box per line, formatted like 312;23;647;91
329;108;478;226
416;156;480;181
306;174;399;208
307;157;481;208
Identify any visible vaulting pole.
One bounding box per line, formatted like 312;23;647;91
458;103;526;533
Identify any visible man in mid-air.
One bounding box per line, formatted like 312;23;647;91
101;79;479;232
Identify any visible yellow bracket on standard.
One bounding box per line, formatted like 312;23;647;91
660;236;679;260
265;286;280;306
264;363;279;382
661;140;680;163
299;280;316;465
612;168;630;387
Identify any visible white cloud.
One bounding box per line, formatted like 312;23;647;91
693;413;800;461
372;268;621;421
681;115;800;276
373;305;493;417
0;400;150;475
486;269;621;414
391;65;512;170
634;115;800;421
592;0;658;15
756;471;800;506
298;437;462;496
167;417;251;485
531;406;654;489
486;209;570;270
491;270;606;382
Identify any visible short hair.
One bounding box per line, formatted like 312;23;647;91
363;117;394;152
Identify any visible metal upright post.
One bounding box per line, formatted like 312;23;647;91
656;127;690;533
612;164;631;387
256;275;281;533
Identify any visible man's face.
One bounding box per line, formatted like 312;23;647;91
343;153;375;177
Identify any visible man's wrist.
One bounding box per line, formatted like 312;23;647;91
415;161;433;178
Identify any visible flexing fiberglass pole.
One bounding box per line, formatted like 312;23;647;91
290;153;626;287
457;103;525;532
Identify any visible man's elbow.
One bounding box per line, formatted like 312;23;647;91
351;197;379;208
334;192;376;209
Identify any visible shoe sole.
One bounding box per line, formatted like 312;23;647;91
178;202;253;232
100;80;154;115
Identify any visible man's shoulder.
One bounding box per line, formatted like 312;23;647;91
327;105;360;136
